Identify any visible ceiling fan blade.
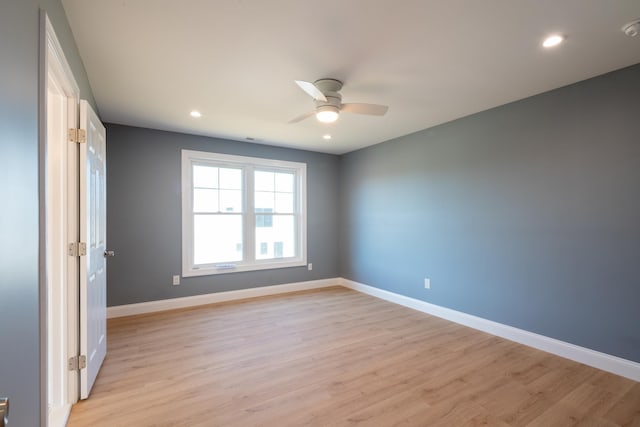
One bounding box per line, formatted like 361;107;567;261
288;111;315;124
341;103;388;116
295;80;327;102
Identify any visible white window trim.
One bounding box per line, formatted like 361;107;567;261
182;150;307;277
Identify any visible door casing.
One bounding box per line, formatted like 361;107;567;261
40;12;81;427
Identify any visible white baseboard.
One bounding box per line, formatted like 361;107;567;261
48;403;71;427
340;278;640;382
107;278;340;318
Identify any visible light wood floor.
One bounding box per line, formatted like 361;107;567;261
67;287;640;427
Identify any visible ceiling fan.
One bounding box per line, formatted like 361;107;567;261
290;78;389;124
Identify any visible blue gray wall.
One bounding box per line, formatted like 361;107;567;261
0;1;96;426
105;124;340;306
340;63;640;363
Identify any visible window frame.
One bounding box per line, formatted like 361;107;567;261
182;150;307;277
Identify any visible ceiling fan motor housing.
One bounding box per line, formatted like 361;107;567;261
314;79;343;113
314;78;343;92
315;95;341;110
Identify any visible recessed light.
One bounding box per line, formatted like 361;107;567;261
190;110;202;118
622;20;640;37
542;34;564;48
323;134;332;140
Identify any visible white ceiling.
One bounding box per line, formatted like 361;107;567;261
62;0;640;155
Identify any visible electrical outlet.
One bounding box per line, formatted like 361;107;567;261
172;275;180;286
308;263;313;271
424;278;430;289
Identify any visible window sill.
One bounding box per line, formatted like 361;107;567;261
182;258;307;277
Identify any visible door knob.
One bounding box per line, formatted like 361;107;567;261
0;397;8;427
104;250;115;257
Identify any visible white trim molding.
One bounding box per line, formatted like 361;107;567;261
340;278;640;382
41;11;82;419
107;278;339;318
48;404;72;427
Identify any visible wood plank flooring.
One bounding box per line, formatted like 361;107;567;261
66;287;640;427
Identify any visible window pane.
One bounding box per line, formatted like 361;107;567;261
193;165;218;188
255;214;295;259
219;167;242;189
255;170;274;191
275;172;294;192
256;213;273;228
194;214;243;264
274;242;284;258
193;189;219;213
255;191;274;211
275;193;293;213
219;189;242;212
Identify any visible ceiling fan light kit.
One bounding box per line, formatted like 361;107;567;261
316;105;340;123
292;78;389;125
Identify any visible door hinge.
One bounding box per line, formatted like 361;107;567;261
68;242;87;257
68;355;87;371
68;128;86;143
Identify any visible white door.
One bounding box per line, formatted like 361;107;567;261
79;99;107;399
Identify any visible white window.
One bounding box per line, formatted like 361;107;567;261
182;150;307;276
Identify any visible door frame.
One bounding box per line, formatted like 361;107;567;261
39;11;81;427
